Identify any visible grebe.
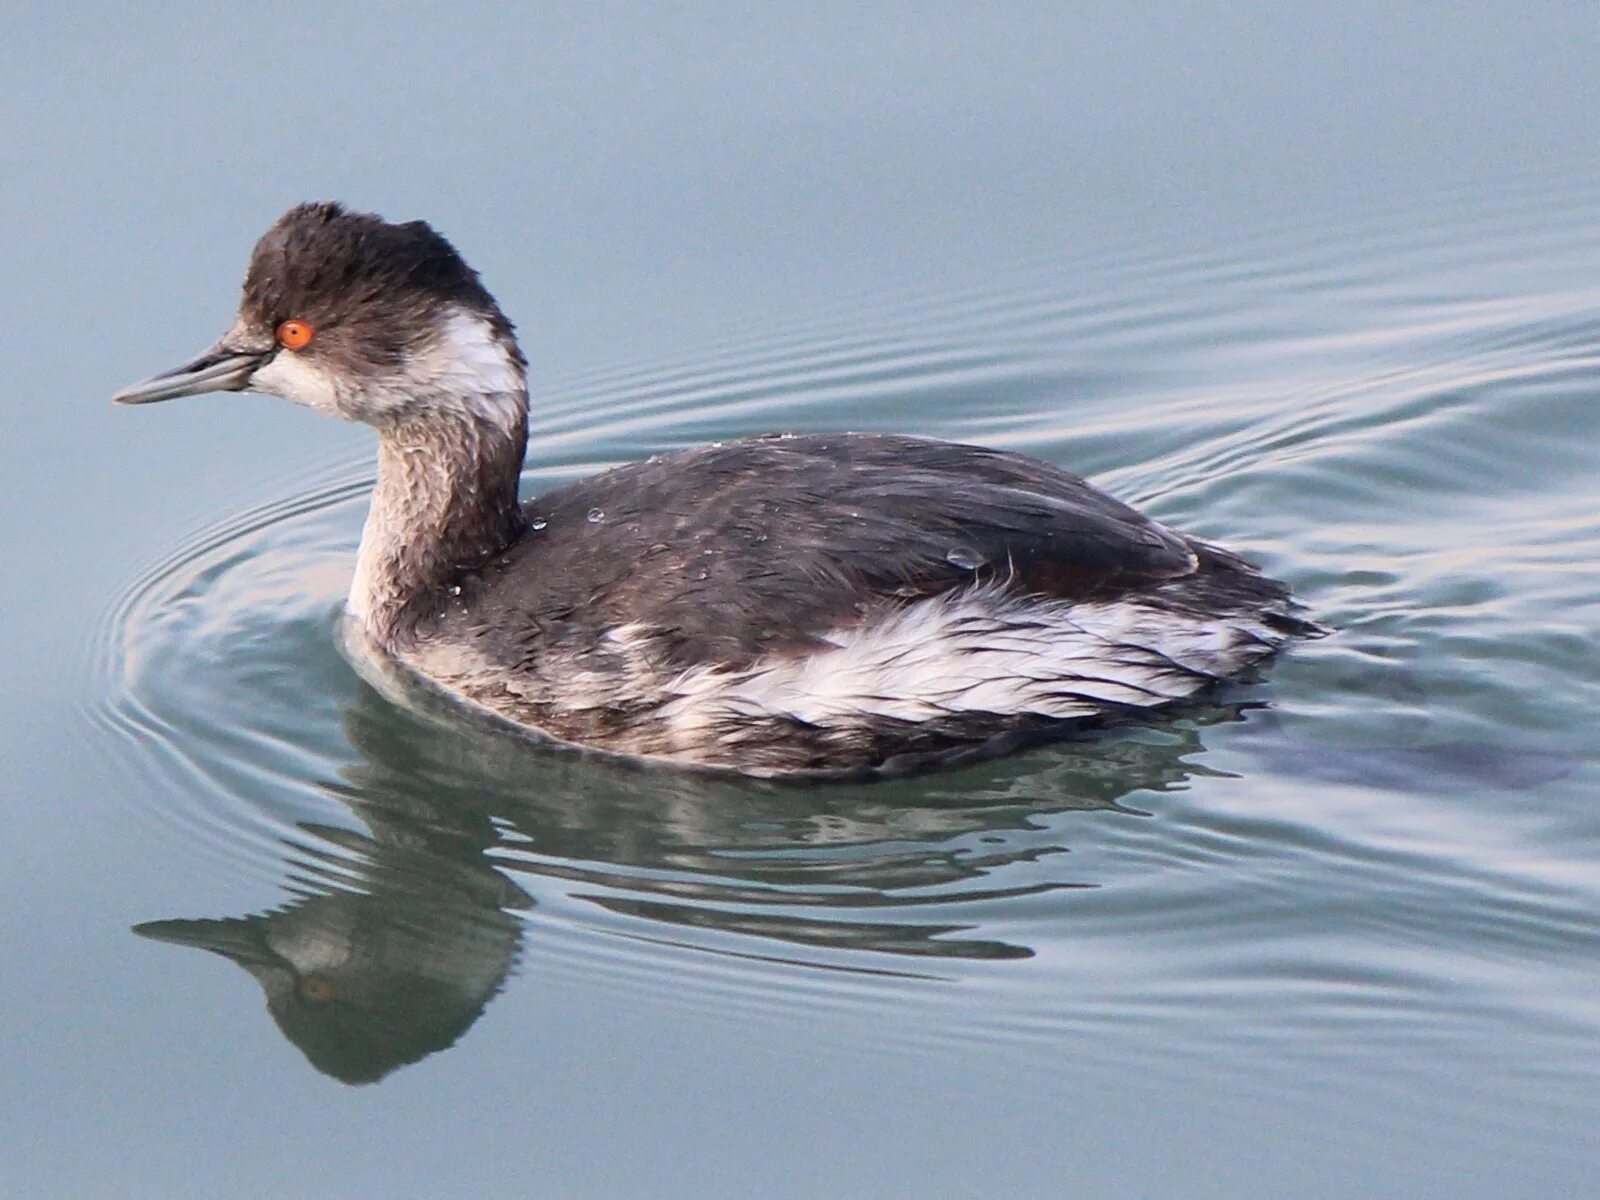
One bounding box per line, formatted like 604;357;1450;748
114;202;1315;777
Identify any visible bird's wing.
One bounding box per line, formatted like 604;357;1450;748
466;433;1198;668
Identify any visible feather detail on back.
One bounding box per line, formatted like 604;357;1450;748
400;435;1317;775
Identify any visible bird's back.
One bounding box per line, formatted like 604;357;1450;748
405;433;1309;774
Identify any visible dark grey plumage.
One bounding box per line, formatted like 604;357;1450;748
405;433;1314;772
115;202;1319;777
241;201;521;376
431;434;1223;661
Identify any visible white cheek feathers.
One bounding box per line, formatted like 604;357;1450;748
406;309;527;435
250;346;345;417
249;307;525;433
416;309;524;396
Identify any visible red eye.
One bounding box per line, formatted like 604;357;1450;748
276;319;315;350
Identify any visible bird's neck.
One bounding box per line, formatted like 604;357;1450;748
350;393;528;648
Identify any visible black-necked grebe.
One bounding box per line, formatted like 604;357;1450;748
114;202;1316;776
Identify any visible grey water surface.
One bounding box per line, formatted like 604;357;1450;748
4;6;1600;1199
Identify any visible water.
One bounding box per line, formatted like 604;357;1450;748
6;7;1600;1198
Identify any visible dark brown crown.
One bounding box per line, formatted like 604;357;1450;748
240;202;522;371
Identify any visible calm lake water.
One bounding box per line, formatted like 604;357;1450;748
5;7;1600;1198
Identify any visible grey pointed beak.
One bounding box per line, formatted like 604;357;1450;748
133;916;277;967
112;344;271;406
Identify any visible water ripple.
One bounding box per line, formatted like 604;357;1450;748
95;173;1600;1084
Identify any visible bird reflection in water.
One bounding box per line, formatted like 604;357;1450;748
135;675;1246;1084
